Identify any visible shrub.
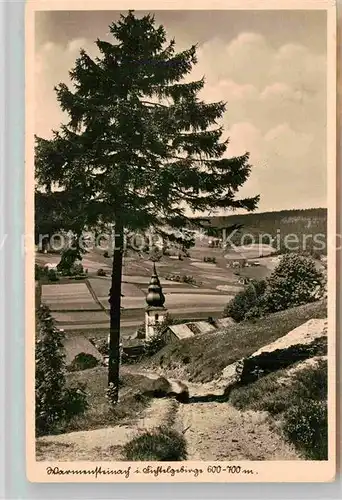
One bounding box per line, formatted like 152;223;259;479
263;254;326;313
182;275;198;285
97;268;107;277
47;269;59;282
223;281;266;322
165;273;179;282
204;256;216;264
149;247;163;262
165;273;199;285
144;331;166;356
63;385;88;418
224;254;325;320
292;359;327;400
68;353;99;372
35;305;88;436
244;305;265;321
70;262;84;276
35;306;67;435
35;264;47;280
123;426;187;461
35;264;41;280
57;247;83;275
103;251;110;258
283;400;328;460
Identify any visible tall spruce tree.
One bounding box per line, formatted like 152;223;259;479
35;11;260;401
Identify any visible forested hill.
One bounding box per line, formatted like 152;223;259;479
192;208;327;233
191;208;327;255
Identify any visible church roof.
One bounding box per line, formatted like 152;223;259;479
146;263;165;307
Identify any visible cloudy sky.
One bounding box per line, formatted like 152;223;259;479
35;10;327;213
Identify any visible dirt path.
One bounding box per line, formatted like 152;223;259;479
177;402;299;461
37;366;301;461
121;366;300;461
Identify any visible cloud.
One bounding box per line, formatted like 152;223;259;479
196;32;325;129
35;39;99;138
35;29;326;211
189;32;326;211
225;121;325;211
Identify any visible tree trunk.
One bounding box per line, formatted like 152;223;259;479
108;222;124;401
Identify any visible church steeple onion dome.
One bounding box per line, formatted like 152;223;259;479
146;263;165;307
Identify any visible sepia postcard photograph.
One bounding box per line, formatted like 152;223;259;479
26;0;337;482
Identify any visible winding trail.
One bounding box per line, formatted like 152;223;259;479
121;366;300;461
37;366;301;461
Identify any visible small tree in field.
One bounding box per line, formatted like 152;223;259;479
35;11;259;402
263;253;326;313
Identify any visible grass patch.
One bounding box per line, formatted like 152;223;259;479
145;300;327;383
61;367;151;433
230;359;327;414
230;359;327;459
36;440;124;462
283;399;327;460
123;426;187;461
36;441;74;461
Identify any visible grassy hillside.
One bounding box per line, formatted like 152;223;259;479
144;300;327;383
192;208;327;256
62;368;152;433
229;359;327;460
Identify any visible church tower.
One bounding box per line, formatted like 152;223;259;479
145;263;167;340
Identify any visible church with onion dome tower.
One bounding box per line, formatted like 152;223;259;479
145;263;168;340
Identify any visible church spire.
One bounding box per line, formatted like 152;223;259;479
146;262;165;307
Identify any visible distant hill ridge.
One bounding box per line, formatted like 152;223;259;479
191;208;327;255
192;208;327;229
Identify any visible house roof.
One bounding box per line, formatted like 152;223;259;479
63;333;103;365
168;320;216;340
168;324;195;340
188;321;217;335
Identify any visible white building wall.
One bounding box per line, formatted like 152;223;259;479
145;310;166;340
